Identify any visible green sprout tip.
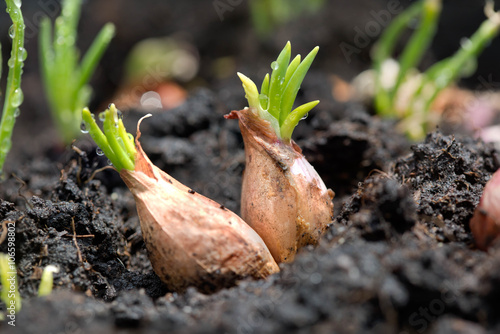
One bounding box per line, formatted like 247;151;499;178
38;265;59;297
82;104;136;172
238;41;319;142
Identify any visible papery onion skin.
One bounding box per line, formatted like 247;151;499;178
120;137;279;293
226;108;334;263
470;170;500;251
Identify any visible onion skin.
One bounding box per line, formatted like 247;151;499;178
470;170;500;251
120;136;279;293
226;108;334;263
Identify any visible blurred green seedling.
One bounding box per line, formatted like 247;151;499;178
39;0;115;144
0;253;21;318
372;0;500;140
0;0;26;176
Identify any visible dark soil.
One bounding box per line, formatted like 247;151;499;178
2;0;500;333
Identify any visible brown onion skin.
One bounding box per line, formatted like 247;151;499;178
470;170;500;251
120;136;279;293
226;108;334;263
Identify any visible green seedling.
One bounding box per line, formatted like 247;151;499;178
0;253;21;315
249;0;325;38
39;0;115;144
237;41;319;142
372;0;500;140
0;0;26;176
81;104;137;172
228;41;333;263
38;265;59;297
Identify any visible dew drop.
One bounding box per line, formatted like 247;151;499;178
1;138;12;153
7;58;15;68
127;133;134;141
13;108;20;118
460;37;472;50
98;111;106;122
17;47;27;61
80;122;89;133
13;0;21;7
11;88;23;107
117;110;123;120
271;61;279;70
96;147;104;156
301;113;309;120
107;159;112;166
8;25;15;39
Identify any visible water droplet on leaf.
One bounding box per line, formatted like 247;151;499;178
96;147;104;156
11;89;23;107
98;112;106;122
80;122;89;133
1;138;12;153
13;108;20;118
18;47;27;61
460;37;472;50
271;61;279;70
8;25;15;39
301;113;309;120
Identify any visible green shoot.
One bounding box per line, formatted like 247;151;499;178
38;265;59;297
39;0;115;144
238;42;319;142
372;0;500;140
0;253;21;314
0;0;26;176
82;104;136;172
249;0;325;38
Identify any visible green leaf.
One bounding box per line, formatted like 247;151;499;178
281;100;319;140
238;72;261;110
259;73;270;109
280;46;318;125
267;41;291;119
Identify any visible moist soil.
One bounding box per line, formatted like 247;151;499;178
2;0;500;333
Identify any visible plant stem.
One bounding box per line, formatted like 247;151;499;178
372;1;423;116
388;0;441;109
39;0;115;144
82;104;136;172
0;0;26;175
38;265;59;297
420;6;500;112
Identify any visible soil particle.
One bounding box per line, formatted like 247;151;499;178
302;107;410;199
393;132;500;244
